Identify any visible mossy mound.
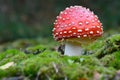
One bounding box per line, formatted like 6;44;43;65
0;34;120;80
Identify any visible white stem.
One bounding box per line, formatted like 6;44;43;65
64;42;83;56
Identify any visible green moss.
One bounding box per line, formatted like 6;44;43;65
0;34;120;79
24;45;46;55
100;51;120;69
0;49;32;66
94;34;120;58
86;39;104;51
0;49;116;79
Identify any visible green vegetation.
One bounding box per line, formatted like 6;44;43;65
0;34;120;80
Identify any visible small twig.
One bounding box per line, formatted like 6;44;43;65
52;62;59;73
45;73;51;80
64;76;68;80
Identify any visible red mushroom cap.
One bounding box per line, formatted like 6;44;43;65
53;6;103;41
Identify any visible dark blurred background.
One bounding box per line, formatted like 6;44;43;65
0;0;120;43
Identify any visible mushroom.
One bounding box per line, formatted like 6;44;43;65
53;6;103;56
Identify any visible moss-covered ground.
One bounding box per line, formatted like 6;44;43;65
0;33;120;80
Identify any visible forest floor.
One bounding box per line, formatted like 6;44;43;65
0;31;120;80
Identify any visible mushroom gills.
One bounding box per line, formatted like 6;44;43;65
64;42;84;56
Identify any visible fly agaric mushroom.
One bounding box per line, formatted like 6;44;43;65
53;6;103;56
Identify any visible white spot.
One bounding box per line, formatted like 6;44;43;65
78;22;82;26
71;22;75;24
55;33;58;35
91;16;94;18
52;28;56;31
85;21;89;25
98;20;100;23
66;7;69;10
95;15;98;18
78;29;82;32
95;18;98;21
75;5;78;7
101;28;103;31
63;36;66;38
59;16;62;19
64;31;67;34
68;23;71;26
90;31;93;34
68;31;72;33
64;12;67;14
64;25;67;27
75;7;78;9
73;33;76;35
66;17;70;20
83;34;87;37
91;11;94;14
85;28;89;31
56;16;59;19
75;17;78;20
53;23;56;24
83;7;86;10
63;18;65;21
77;36;81;38
70;6;73;8
87;8;90;11
86;15;89;18
79;6;82;8
68;24;71;26
55;20;57;22
60;32;62;34
60;11;63;14
72;27;76;29
97;31;100;34
92;20;95;23
97;26;100;28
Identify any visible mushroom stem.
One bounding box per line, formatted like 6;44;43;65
64;41;84;56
